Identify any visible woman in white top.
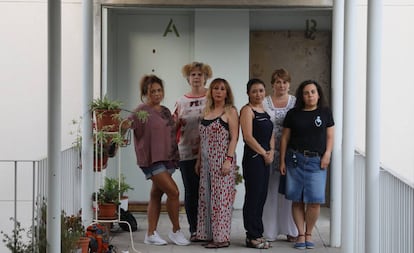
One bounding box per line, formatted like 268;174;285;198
173;62;213;241
262;68;298;242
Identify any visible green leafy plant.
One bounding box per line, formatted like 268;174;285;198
61;211;85;253
1;200;86;253
95;175;133;205
235;165;243;186
119;174;134;197
1;199;47;253
89;95;123;111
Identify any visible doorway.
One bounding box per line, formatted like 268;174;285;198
250;30;332;205
104;9;193;204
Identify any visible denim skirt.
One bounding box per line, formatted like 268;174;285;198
285;149;327;204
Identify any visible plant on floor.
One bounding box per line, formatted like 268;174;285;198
1;199;47;253
61;211;85;253
1;200;89;253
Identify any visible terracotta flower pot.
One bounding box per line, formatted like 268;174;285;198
98;203;117;219
94;109;121;132
76;237;90;253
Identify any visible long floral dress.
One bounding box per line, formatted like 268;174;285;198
196;116;236;243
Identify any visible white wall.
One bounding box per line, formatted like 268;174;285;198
354;1;414;183
0;2;47;160
0;2;83;251
380;2;414;183
0;0;84;161
194;9;250;208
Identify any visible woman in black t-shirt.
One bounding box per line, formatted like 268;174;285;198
279;80;334;250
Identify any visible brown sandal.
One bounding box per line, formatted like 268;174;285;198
190;233;205;242
287;235;297;242
204;241;230;248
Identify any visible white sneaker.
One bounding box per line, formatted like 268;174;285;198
168;229;190;246
144;231;167;245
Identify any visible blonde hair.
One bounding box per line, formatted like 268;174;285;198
204;78;235;115
181;62;213;85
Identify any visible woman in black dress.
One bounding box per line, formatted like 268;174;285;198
240;78;275;249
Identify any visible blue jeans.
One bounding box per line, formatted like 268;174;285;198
179;159;199;234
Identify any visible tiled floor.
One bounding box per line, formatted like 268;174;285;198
107;207;341;253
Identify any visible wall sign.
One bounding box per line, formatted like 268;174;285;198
163;18;180;37
305;19;317;40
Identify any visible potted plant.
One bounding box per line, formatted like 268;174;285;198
94;176;132;219
71;99;149;171
70;117;123;171
61;211;89;253
90;95;123;132
0;200;90;253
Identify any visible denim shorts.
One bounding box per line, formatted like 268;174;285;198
285;149;327;204
141;162;176;180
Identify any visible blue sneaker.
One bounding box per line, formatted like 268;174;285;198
306;241;315;249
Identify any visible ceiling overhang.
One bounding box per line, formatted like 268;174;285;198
100;0;333;9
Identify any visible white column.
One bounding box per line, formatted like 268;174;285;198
47;0;61;252
81;0;94;226
342;0;358;252
365;1;382;253
330;0;344;247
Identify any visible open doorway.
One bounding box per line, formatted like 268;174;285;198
249;30;332;205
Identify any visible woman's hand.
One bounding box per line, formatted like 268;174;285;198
263;150;274;165
321;152;331;169
221;159;232;176
195;158;201;175
280;161;287;175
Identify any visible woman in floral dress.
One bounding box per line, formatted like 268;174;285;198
195;78;239;248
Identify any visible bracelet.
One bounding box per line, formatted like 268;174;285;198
225;155;233;163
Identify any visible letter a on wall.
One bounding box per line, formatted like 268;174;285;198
163;18;180;37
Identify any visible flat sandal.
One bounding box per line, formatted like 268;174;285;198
204;241;230;248
246;238;270;249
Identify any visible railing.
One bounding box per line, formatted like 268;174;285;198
37;146;82;215
1;149;413;253
354;152;414;253
0;147;81;252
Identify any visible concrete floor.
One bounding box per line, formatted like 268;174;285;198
107;207;341;253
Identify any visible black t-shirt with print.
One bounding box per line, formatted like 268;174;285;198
283;107;334;155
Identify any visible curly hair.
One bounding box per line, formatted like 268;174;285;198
181;61;213;85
